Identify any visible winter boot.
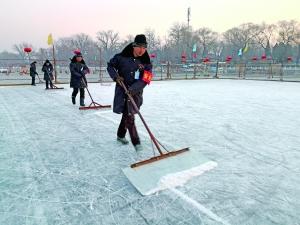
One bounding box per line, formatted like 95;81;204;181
72;96;76;105
80;97;85;106
117;137;129;144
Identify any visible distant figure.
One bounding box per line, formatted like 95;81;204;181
42;60;54;89
69;52;89;106
30;61;38;86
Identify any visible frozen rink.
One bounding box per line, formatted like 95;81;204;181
0;79;299;225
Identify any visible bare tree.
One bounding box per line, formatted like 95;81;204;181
274;20;300;62
119;35;134;48
55;37;74;60
194;27;219;57
167;23;192;62
291;22;300;63
144;28;161;52
277;20;299;45
210;40;225;59
13;42;33;60
71;33;95;53
223;23;260;53
96;30;120;51
65;33;97;62
255;23;277;57
96;30;121;61
168;23;185;46
55;33;97;64
35;48;51;61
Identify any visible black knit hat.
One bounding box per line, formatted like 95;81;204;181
133;34;147;48
75;52;83;57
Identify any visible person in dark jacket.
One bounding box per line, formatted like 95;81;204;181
107;34;153;151
69;52;89;106
42;60;54;89
30;61;38;86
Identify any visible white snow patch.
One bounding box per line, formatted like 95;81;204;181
145;161;218;195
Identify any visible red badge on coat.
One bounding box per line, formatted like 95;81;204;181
142;70;153;84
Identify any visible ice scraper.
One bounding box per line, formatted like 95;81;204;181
117;79;217;195
79;77;111;110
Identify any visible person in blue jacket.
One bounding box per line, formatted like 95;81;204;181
69;52;89;106
107;34;153;151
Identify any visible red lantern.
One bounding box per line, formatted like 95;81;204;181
226;56;232;63
261;54;267;60
203;57;210;63
287;56;292;61
24;47;32;53
252;56;257;61
181;53;187;63
150;53;156;58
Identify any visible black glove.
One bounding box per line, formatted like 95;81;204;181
128;87;137;96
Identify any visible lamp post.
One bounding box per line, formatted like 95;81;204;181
23;47;32;75
214;43;223;78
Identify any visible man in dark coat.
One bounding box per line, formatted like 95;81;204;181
42;60;54;89
69;52;89;106
107;34;153;151
30;61;38;86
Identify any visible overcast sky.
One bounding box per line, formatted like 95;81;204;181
1;0;299;51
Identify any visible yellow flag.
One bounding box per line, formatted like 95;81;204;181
242;42;249;53
47;33;53;45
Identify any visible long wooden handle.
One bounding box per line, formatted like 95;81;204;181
117;79;163;154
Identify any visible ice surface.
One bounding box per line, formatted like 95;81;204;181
0;79;300;224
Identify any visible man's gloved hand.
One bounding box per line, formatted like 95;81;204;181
128;87;137;96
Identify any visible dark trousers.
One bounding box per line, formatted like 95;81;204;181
31;76;35;85
46;79;53;89
72;88;85;98
117;102;140;146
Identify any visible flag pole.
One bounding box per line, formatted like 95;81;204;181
52;44;57;83
48;33;57;83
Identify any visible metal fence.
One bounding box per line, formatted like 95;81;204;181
1;59;300;86
153;62;300;82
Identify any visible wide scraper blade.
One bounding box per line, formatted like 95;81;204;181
122;150;217;195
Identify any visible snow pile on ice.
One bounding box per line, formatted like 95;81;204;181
146;161;218;195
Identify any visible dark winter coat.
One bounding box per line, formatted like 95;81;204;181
42;61;54;81
69;57;89;89
30;63;38;77
107;43;153;114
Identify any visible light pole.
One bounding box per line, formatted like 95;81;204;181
214;43;224;78
23;47;32;75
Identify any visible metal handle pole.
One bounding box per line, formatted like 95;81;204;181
81;77;95;103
